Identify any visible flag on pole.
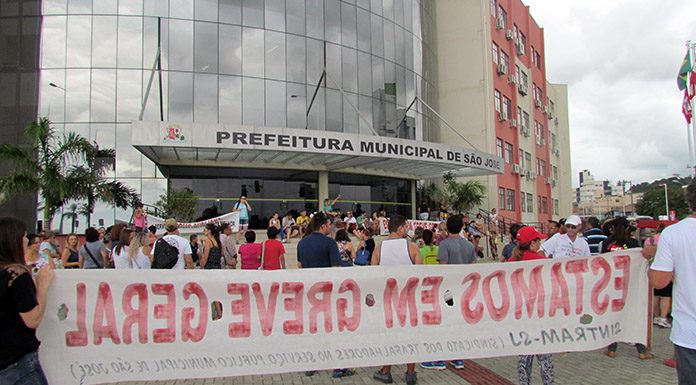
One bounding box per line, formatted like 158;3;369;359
684;89;693;124
678;49;693;91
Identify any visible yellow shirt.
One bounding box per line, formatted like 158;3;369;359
296;215;310;227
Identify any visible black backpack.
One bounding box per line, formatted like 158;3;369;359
152;237;179;269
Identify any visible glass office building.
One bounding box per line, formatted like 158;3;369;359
29;0;441;228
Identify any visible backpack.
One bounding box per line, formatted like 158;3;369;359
355;248;370;266
152;237;179;269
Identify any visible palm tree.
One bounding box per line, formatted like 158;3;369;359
0;118;96;230
59;203;79;234
442;172;487;214
69;147;139;227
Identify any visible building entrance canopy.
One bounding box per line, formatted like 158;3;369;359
131;121;503;180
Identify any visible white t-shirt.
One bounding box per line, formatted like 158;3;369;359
152;234;193;270
541;233;591;259
652;217;696;349
114;246;151;269
343;216;357;225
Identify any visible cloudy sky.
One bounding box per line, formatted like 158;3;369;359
522;0;696;187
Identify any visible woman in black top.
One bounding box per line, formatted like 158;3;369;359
0;217;54;384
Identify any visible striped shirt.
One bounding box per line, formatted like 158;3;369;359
583;228;607;255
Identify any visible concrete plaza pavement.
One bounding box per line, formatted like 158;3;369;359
108;235;679;385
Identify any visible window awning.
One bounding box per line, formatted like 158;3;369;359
131;121;503;180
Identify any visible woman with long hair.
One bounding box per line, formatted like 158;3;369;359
0;217;54;384
200;224;222;270
335;229;355;266
60;233;80;269
121;232;151;269
38;231;60;269
112;228;134;269
508;226;555;385
24;234;40;267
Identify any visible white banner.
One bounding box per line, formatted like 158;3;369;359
147;212;240;234
379;218;441;236
38;250;649;385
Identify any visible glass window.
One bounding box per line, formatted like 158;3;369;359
383;20;395;61
326;88;342;132
242;0;264;28
91;16;117;68
168;71;193;122
494;90;501;112
43;0;67;14
492;43;498;65
118;69;142;122
144;0;167;17
265;80;286;127
66;15;91;68
242;27;264;78
306;0;324;40
219;25;242;75
286;0;305;35
504;142;513;164
194;73;218;123
286;35;306;83
520;190;526;212
41;16;67;69
306;85;325;130
542;196;548;214
195;0;218;22
342;47;358;93
554;199;559;215
371;56;384;96
91;69;116;122
168;19;193;71
219;0;242;24
526;193;532;213
242;77;264;125
523;111;530;130
371;13;384;57
507;189;515;211
326;43;342;89
518;149;524;168
500;50;509;69
306;38;324;86
219;74;242;124
341;2;357;49
325;0;341;44
115;124;142;177
503;96;511;119
358;95;373;134
393;0;403;26
370;0;382;15
195;21;218;73
170;0;194;19
357;51;372;96
498;187;505;211
496;138;503;158
357;7;371;53
65;69;90;122
537;195;541;213
343;92;359;134
286;83;306;128
265;0;285;32
117;17;143;69
264;30;286;81
525;152;532;171
383;0;394;21
394;25;404;66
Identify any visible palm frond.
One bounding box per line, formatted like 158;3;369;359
0;174;39;204
51;131;95;166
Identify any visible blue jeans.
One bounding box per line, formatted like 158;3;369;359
0;351;49;385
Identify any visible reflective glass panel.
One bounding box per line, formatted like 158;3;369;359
242;0;264;28
286;83;306;129
168;71;193;121
195;0;219;21
115;124;142;177
343;92;358;134
218;74;242;124
170;0;193;18
325;88;341;132
285;0;305;35
219;0;242;24
65;69;90;122
264;30;285;80
242;77;264;125
356;7;371;53
242;27;264;77
357;51;371;96
118;16;143;69
265;0;285;32
66;15;91;67
341;3;356;48
194;21;218;72
143;0;167;17
324;0;340;44
118;0;142;15
91;69;116;122
41;16;66;68
370;13;383;57
194;73;218;123
342;47;357;93
117;69;142;122
306;86;324;130
92;16;117;68
305;0;323;39
219;24;242;75
286;34;306;83
265;80;286;127
168;19;193;71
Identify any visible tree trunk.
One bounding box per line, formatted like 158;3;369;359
43;205;50;231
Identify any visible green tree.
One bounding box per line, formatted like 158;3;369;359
442;172;487;214
0;118;96;230
155;188;199;222
635;183;688;219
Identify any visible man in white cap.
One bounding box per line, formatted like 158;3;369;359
540;215;590;258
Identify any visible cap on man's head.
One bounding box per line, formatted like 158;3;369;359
164;218;178;232
565;215;582;227
516;226;548;244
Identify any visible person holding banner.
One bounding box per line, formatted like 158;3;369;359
0;217;54;385
650;179;696;385
508;226;556;385
233;196;252;244
371;215;422;385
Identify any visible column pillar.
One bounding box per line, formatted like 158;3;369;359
318;171;329;212
411;179;417;219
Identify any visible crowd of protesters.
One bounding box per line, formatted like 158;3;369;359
2;182;693;385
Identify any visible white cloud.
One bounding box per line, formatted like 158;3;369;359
523;0;696;186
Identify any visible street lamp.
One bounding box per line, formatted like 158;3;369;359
661;183;669;218
49;82;66;91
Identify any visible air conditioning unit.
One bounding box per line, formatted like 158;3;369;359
523;128;531;137
509;118;518;128
508;74;517;84
497;63;507;75
552;179;557;188
545;177;552;185
547;112;553;121
516;42;525;56
542;105;549;114
553;148;560;156
525;170;532;180
495;16;504;30
512;164;521;174
498;112;507;122
541;138;546;146
518;84;528;96
535;99;542;107
506;30;514;40
555;117;559;125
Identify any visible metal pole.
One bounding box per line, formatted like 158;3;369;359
690;41;696;177
664;183;669;218
157;17;164;121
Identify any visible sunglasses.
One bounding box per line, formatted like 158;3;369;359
565;224;577;229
